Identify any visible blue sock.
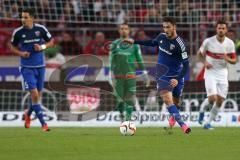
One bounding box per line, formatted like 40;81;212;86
167;104;185;127
32;104;46;126
27;100;34;117
199;112;205;123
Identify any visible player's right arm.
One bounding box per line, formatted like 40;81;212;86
123;34;161;47
197;49;205;62
197;39;212;69
9;45;30;58
109;41;117;73
109;41;117;86
197;39;207;61
9;30;30;58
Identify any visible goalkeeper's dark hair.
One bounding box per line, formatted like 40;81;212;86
163;17;176;25
216;20;228;27
119;22;130;28
22;8;35;17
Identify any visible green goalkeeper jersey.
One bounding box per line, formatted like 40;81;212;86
109;38;145;77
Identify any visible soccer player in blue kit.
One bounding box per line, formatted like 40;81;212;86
124;17;191;134
10;8;54;131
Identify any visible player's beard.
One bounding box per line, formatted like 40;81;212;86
166;32;173;39
22;21;33;29
166;33;171;38
121;33;129;39
220;33;225;37
22;21;26;26
218;32;226;39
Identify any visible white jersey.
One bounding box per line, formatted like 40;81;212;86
199;35;236;80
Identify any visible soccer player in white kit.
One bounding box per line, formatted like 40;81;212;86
198;20;237;129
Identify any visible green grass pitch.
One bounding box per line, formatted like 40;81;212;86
0;127;240;160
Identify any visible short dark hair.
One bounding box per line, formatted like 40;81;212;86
119;22;129;27
22;8;35;17
163;17;176;25
216;20;228;27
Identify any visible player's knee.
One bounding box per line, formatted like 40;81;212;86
30;90;39;103
208;95;216;104
174;101;181;107
125;95;135;106
216;101;222;107
173;98;181;106
125;99;135;107
162;95;173;105
216;96;224;107
173;100;181;106
31;94;39;103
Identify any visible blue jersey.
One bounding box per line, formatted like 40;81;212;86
134;33;189;96
11;23;52;68
155;33;188;77
135;33;189;78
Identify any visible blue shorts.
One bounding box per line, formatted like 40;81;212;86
156;76;184;98
20;67;45;91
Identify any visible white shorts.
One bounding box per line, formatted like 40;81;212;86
204;74;228;98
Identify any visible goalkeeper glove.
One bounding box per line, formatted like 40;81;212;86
142;70;150;87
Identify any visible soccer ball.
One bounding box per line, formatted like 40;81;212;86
119;121;136;136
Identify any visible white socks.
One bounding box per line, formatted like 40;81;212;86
206;104;220;124
199;98;212;112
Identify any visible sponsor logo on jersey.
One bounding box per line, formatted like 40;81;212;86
24;39;41;43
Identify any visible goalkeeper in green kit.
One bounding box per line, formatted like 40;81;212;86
109;23;150;121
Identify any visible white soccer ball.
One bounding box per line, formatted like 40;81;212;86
119;121;136;136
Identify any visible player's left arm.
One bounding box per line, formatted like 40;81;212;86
170;58;189;88
177;38;189;80
170;42;189;88
34;26;54;51
224;41;237;64
177;59;189;80
224;53;237;64
34;39;54;51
